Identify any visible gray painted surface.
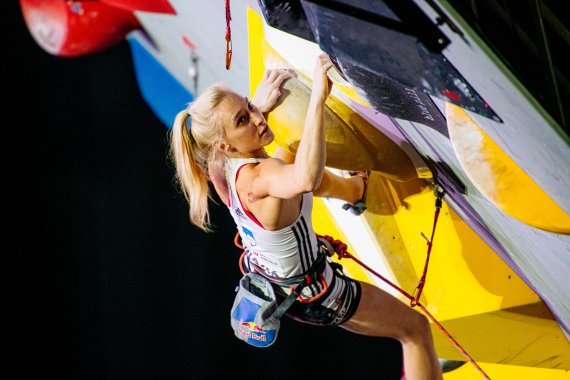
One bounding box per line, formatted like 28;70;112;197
415;0;570;213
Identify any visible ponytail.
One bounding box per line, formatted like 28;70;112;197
169;83;232;232
170;110;213;232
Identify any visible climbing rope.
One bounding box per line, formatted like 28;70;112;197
225;0;232;70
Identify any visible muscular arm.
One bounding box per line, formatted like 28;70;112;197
252;54;333;199
293;90;327;191
272;146;351;199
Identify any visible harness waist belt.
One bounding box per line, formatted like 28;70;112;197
251;243;329;286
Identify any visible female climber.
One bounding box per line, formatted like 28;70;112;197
169;53;442;380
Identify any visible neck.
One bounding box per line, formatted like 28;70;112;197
226;148;270;159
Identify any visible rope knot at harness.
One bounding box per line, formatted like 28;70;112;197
317;234;350;259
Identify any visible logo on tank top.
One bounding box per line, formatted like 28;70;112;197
241;225;256;246
234;207;247;221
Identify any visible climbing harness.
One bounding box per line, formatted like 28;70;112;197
258;253;329;304
234;233;330;303
225;0;232;70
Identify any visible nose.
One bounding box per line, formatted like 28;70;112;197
252;111;265;126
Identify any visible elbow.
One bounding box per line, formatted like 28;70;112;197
309;176;323;192
300;175;323;193
299;182;315;194
291;165;324;194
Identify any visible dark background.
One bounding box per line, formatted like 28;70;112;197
11;3;401;379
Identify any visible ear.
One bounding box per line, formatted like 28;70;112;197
214;140;232;152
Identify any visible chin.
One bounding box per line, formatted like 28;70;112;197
263;131;275;145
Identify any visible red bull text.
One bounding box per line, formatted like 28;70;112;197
238;322;267;341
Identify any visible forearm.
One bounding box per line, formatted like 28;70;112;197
264;54;331;194
313;169;339;198
275;145;355;201
293;97;326;191
314;169;365;204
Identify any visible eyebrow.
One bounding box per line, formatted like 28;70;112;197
232;97;249;125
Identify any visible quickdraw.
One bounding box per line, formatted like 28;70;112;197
411;185;444;307
225;0;232;70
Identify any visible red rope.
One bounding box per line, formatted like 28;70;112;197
234;232;247;274
234;231;243;249
225;0;232;70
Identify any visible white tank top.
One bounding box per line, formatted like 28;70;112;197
225;157;321;280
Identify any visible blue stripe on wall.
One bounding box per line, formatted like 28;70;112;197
127;37;194;129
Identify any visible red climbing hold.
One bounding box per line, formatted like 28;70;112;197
20;0;141;57
99;0;176;15
442;89;461;101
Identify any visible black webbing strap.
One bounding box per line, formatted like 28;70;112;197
270;276;309;320
263;249;328;320
263;252;326;286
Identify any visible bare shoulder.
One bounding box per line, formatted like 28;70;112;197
236;158;285;197
257;157;286;171
237;158;279;183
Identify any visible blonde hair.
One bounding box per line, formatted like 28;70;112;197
169;83;231;232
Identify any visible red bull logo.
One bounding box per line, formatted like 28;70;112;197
237;321;267;341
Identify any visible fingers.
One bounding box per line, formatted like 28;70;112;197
276;71;293;86
317;53;333;72
262;69;294;99
252;69;294;113
310;53;334;102
267;87;281;105
265;69;294;84
318;52;330;62
267;69;279;82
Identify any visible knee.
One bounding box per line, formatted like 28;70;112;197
400;312;432;344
